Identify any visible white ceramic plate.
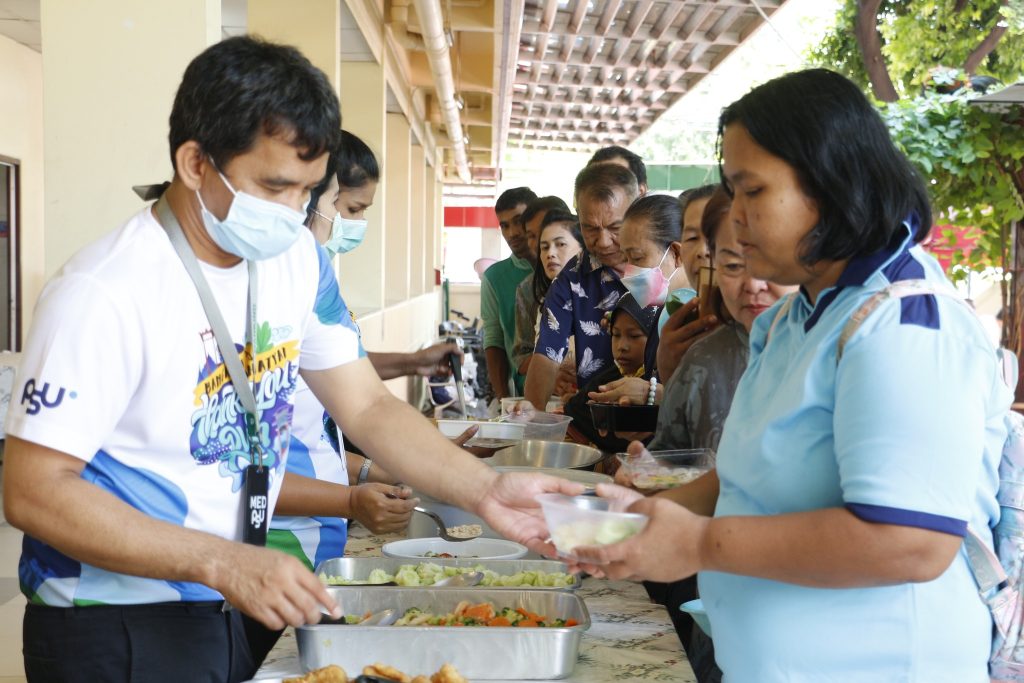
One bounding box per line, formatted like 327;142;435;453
381;536;528;560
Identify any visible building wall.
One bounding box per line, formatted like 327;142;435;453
0;34;44;345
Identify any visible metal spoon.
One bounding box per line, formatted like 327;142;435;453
432;571;484;588
412;506;481;542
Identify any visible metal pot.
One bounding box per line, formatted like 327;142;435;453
483;440;606;470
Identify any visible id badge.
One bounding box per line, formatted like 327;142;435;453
242;465;269;546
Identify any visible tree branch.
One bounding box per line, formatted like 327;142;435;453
953;0;969;13
964;2;1010;75
854;0;899;102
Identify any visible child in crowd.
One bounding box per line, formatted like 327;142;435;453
564;293;659;452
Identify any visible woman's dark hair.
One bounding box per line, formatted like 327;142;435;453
717;68;931;265
533;210;583;307
337;130;380;189
699;187;734;322
169;36;340;170
307;130;382;223
699;186;733;253
622;194;682;250
678;184;717;218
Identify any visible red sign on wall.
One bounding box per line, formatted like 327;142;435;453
444;206;499;229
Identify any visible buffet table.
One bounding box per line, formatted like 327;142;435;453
253;523;695;682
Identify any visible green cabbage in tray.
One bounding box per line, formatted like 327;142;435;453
321;562;576;588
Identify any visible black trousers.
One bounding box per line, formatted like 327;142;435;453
23;601;256;683
240;613;284;671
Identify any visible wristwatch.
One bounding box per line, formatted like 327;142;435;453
357;457;373;485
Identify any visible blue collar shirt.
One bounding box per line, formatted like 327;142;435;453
700;224;1011;681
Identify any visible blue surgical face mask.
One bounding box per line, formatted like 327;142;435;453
317;210;368;256
196;165;306;261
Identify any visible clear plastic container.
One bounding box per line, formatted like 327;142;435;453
615;448;715;491
536;493;648;559
521;412;573;442
436;419;526;441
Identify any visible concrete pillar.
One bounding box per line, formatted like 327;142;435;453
384;113;411;306
41;0;220;277
410;144;426;297
247;0;341;95
337;61;387;312
424;163;437;292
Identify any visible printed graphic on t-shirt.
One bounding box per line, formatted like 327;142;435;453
191;319;298;491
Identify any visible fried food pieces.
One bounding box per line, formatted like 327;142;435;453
284;664;347;683
286;662;466;683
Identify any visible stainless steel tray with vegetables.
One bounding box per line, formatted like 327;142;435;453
298;587;590;680
315;557;580;590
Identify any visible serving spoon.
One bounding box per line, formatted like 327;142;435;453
411;507;482;542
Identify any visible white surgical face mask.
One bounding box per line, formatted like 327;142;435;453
196;164;306;261
317;211;368;256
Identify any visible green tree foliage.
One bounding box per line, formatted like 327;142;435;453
812;0;1024;97
810;0;1024;282
883;92;1024;278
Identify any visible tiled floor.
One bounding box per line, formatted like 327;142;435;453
0;467;27;680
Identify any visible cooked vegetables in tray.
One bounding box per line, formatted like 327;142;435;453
343;600;579;628
322;561;576;588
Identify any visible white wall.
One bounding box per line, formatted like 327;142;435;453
0;34;44;344
41;0;219;277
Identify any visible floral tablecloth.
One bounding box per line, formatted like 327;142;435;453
253;524;695;682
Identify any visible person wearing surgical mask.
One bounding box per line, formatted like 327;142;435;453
307;131;461;382
587;194;689;406
307;130;376;257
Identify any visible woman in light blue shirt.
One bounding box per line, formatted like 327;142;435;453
575;69;1010;682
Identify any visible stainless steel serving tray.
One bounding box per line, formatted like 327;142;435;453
297;587;590;679
315;557;581;590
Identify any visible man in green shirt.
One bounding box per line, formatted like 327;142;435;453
481;187;537;400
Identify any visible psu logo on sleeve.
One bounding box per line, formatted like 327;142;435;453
21;379;76;415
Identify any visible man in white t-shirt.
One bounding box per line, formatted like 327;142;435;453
3;37;579;683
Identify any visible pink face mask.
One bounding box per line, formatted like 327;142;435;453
620;248;678;307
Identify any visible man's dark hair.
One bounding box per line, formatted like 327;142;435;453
574;163;639;207
678;184;717;216
532;210;583;307
522;196;571;228
623;194;682;250
717;68;931;265
169;36;341;171
588;145;647;187
495;187;538;214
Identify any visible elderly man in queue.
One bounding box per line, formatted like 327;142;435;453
3;36;578;682
523;163;639;411
481;186;538;401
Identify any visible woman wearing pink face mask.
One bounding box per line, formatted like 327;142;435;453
587;194;690;406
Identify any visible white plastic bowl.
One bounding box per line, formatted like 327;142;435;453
536;493;648;560
381;537;528;560
436;419;525;441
